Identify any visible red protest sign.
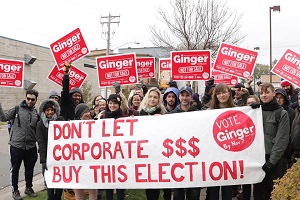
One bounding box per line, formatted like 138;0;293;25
50;28;89;69
171;50;211;81
272;49;300;87
96;53;138;87
47;65;87;90
136;57;155;78
214;43;258;79
159;58;171;88
0;58;24;88
212;69;238;86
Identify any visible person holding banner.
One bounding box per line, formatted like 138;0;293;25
169;86;201;200
138;87;169;200
100;93;127;200
253;83;290;200
162;87;179;112
128;93;142;116
36;99;64;200
206;83;235;200
73;103;98;200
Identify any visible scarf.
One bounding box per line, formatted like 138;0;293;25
41;112;58;128
104;108;123;119
260;97;281;111
142;105;161;115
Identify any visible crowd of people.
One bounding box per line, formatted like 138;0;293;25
0;63;299;200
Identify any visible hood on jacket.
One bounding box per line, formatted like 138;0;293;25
275;88;289;108
39;99;61;116
163;87;180;106
48;90;60;99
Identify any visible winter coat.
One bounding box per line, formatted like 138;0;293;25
169;105;197;113
0;101;39;150
60;74;84;120
36;99;64;164
262;108;290;165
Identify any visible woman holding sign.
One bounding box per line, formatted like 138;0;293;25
100;93;127;200
138;87;169;200
73;103;98;200
206;83;235;200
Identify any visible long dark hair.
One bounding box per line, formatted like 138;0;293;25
210;83;235;109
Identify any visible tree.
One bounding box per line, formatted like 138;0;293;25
150;0;245;57
81;80;92;104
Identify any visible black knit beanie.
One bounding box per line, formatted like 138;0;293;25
75;103;89;119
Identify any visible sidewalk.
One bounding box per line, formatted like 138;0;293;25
0;173;45;200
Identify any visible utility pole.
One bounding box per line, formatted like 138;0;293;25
100;13;120;56
100;13;120;97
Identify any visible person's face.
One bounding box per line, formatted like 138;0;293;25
276;93;285;106
135;89;143;97
259;88;275;104
179;91;192;106
148;91;159;107
81;110;91;120
72;92;82;105
246;97;258;106
94;96;103;106
49;96;59;102
109;101;119;112
166;92;176;106
25;94;37;108
99;101;106;111
234;88;242;99
132;95;141;107
216;90;230;104
282;85;291;94
45;108;55;119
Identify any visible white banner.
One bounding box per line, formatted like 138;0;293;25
45;106;265;189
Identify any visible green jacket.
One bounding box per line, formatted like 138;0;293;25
262;108;290;165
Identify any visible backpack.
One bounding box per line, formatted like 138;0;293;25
7;105;20;134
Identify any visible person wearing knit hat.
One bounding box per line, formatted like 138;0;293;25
48;90;60;102
280;79;300;109
74;103;90;120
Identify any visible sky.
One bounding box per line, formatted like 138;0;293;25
1;0;299;65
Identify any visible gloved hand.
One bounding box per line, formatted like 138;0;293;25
262;161;274;173
42;163;48;171
206;76;214;87
113;82;121;94
250;103;260;109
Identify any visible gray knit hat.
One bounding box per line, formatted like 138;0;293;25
75;103;89;119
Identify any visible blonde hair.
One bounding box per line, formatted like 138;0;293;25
138;87;166;114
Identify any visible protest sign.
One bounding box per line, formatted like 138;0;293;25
271;49;300;87
212;69;238;86
50;28;89;69
136;57;155;79
96;53;138;87
0;58;24;88
45;107;265;189
214;43;258;79
171;50;211;81
47;65;87;90
159;58;171;88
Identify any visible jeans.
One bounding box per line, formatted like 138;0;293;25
106;189;125;200
10;146;37;191
173;188;201;200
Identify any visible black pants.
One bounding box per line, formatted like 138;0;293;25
145;189;172;200
10;145;37;191
173;188;201;200
206;186;232;200
253;157;285;200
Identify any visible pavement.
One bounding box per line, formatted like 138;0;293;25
0;173;45;200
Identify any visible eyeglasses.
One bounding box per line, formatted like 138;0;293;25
26;97;36;102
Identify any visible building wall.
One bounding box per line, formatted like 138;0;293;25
0;36;102;110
